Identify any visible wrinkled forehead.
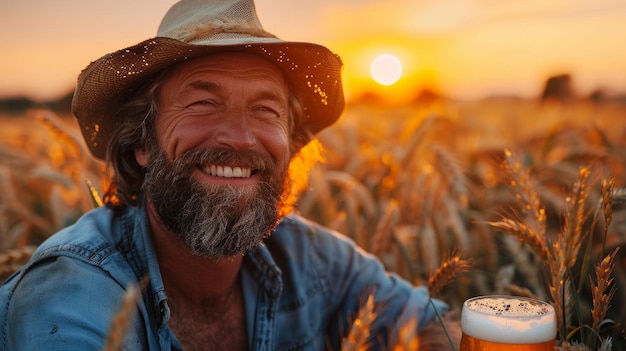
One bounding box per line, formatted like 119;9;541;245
164;51;289;89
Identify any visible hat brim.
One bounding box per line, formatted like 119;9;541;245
72;37;344;160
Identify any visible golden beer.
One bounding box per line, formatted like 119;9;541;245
460;295;557;351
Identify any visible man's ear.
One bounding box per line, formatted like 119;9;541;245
135;148;149;167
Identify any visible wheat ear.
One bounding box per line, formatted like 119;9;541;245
371;200;400;257
0;246;36;278
392;318;418;351
102;277;149;351
36;112;85;159
590;247;619;331
427;252;471;298
85;178;103;208
488;218;551;261
341;293;377;351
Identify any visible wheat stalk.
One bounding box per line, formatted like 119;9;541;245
441;198;470;250
325;171;377;219
559;167;592;270
500;149;547;237
505;284;538;299
36;111;85;161
341;293;377;351
392;318;418;351
371;200;400;257
549;167;593;337
488;150;553;297
430;145;467;202
601;178;614;239
102;277;148;351
86;178;104;208
490;152;608;342
399;114;439;169
427;253;470;298
472;223;499;276
488;218;551;261
419;219;440;274
325;170;377;247
590;247;618;331
0;245;36;279
501;235;545;298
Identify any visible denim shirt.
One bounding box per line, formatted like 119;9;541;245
0;203;446;350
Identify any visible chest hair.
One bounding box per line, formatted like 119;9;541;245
168;286;248;351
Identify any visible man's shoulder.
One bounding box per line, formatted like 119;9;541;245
0;205;142;314
8;205;143;286
0;205;149;349
34;206;122;258
0;254;136;350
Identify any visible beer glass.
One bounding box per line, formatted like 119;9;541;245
460;295;557;351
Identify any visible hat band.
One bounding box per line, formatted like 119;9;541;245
164;17;277;43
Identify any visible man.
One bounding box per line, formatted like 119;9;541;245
0;0;459;349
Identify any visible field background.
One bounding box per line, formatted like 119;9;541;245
1;93;625;348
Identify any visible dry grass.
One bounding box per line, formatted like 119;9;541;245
2;98;626;348
0;110;105;279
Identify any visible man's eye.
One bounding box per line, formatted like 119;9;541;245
254;106;280;116
189;100;215;107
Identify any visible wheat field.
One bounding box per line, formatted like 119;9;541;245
1;97;625;350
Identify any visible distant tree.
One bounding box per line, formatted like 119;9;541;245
413;88;443;104
0;97;37;114
541;73;575;103
0;89;74;115
44;90;73;113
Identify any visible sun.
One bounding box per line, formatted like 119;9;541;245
370;54;403;86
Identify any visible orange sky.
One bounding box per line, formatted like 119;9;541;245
1;0;625;102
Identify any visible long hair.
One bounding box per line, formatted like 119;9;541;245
102;65;322;213
101;69;165;209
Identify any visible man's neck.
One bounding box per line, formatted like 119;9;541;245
145;199;243;303
144;199;249;350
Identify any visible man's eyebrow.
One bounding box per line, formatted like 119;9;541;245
253;90;288;103
184;80;220;93
181;80;287;103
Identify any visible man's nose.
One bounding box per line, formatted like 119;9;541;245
213;112;257;150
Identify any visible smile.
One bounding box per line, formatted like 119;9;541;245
201;165;252;178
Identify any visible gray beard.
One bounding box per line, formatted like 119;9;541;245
142;146;287;258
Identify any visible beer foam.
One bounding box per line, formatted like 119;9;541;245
467;296;552;317
462;296;556;344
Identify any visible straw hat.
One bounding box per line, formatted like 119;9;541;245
72;0;345;160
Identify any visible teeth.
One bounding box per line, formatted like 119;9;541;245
203;165;252;178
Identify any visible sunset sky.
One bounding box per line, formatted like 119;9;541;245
1;0;625;103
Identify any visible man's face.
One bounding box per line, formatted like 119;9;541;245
136;52;292;258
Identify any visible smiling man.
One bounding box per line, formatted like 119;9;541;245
0;0;459;350
139;53;292;260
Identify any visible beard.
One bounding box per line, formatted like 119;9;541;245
142;145;288;258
